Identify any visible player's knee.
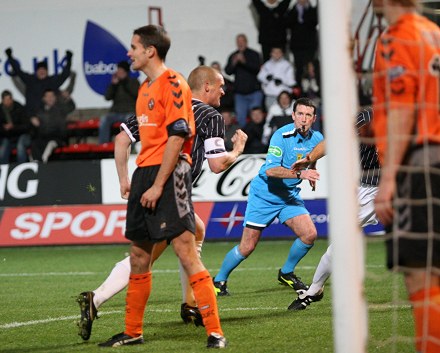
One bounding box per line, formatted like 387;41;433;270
195;226;205;243
195;214;205;242
301;228;317;245
238;242;255;257
129;250;150;272
179;253;204;274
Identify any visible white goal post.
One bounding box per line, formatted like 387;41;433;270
318;1;368;352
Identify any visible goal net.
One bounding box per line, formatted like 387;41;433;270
321;1;439;352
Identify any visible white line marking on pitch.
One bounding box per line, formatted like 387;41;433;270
0;264;385;277
0;310;122;329
0;303;409;330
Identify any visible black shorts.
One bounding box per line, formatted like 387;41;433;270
386;152;440;271
125;160;195;244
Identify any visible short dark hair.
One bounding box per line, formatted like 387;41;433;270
277;90;292;104
36;61;48;70
43;88;56;96
1;90;12;100
133;25;170;60
117;61;130;73
293;97;316;115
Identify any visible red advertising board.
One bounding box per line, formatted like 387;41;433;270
0;203;214;247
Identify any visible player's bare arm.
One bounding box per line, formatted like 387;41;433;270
266;166;320;181
291;140;326;172
375;108;415;226
114;131;132;199
207;129;248;173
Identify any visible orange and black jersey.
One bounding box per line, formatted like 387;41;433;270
372;13;440;163
135;69;195;167
121;99;227;181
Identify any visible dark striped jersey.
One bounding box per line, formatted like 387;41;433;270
120;98;228;181
356;107;380;186
190;98;227;180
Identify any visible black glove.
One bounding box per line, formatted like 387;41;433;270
65;50;73;59
5;47;12;57
274;78;282;86
266;74;273;81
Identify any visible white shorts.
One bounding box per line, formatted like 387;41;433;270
358;184;378;227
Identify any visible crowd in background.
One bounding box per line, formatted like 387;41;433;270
0;0;322;164
219;0;322;154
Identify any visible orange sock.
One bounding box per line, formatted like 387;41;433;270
190;270;223;337
410;286;440;353
124;272;152;337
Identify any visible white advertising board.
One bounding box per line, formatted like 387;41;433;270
100;154;329;204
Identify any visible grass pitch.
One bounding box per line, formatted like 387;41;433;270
0;239;413;353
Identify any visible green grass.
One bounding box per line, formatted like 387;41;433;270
0;239;414;353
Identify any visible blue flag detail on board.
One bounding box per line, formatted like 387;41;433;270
83;20;138;95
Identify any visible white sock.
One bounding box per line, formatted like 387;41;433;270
93;256;130;308
178;260;189;303
179;240;203;305
308;244;332;296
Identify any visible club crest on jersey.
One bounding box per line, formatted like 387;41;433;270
429;54;440;76
148;98;155;110
387;65;405;80
297;154;304;161
268;145;282;157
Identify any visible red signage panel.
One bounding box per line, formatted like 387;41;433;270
0;202;214;247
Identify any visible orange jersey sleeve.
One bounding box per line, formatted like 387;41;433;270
372;13;440;163
135;69;195;167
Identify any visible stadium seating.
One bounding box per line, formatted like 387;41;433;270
10;113;120;161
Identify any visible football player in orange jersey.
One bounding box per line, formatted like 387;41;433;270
372;1;440;352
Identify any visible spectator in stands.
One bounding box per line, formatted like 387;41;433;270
225;34;263;128
251;0;291;62
4;48;73;116
11;70;77;98
98;61;139;144
257;47;296;111
301;60;320;99
221;108;241;151
286;0;319;84
243;106;267;154
262;90;294;145
0;90;32;164
301;60;322;131
211;61;235;112
30;89;75;162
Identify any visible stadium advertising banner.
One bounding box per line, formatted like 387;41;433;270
100;154;329;204
0;204;128;246
0;156;383;246
0;155;328;207
0;199;384;247
0;201;327;247
0;161;102;207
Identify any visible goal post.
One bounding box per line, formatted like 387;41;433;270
318;1;368;352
